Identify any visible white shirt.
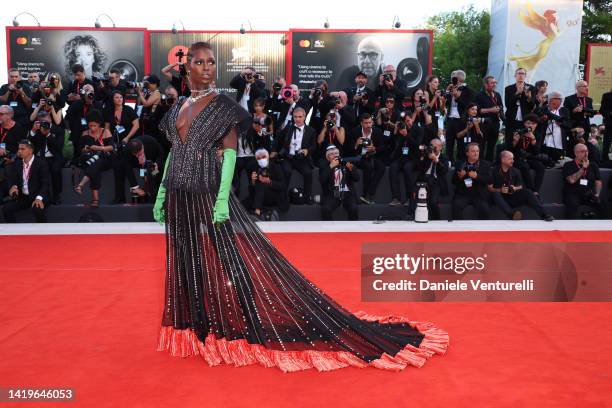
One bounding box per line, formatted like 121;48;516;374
22;156;35;196
544;108;563;149
237;135;254;158
239;83;251;111
289;125;305;156
282;102;297;130
449;97;460;118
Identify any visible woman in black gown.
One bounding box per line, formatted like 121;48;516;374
154;42;449;372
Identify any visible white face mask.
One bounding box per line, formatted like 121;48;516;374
257;158;269;168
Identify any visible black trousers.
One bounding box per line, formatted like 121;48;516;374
233;156;258;197
44;156;63;201
281;157;314;198
541;146;565;163
452;193;490;220
357;156;385;197
481;119;500;162
423;180;442;220
445;118;463;162
84;154;113;190
321;191;359;220
515;159;545;193
564;192;609;219
491;189;546;218
505;119;523;145
249;181;289;213
2;196;46;223
389;159;417;202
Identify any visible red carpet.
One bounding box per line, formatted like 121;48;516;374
0;231;610;407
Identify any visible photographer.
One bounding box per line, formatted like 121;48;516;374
96;68;128;107
504;67;535;144
113;136;162;204
375;65;407;106
328;91;356;132
456;103;484;159
30;72;66;113
65;83;103;163
408;88;434;143
320;145;359;220
230;67;266;114
389;114;423;208
65;64;97;105
73;111;114;207
345;71;376;119
563;143;609;219
0;106;27;160
564;80;596;134
426;75;446;138
266;76;286;114
27;112;64;204
538;92;571;165
161;51;191;98
277;85;311;133
475;76;504;162
415;138;449;220
506;114;546;194
452;143;492;220
1;140;50;223
245;148;288;218
308;80;336;133
376;95;400;133
444;70;475;161
0;68;32;128
233;117;261;197
137;75;162;141
26;72;40;89
317;109;346;165
601;89;612;162
28;92;63;127
534;80;549;110
352;113;386;204
489;150;554;221
253;97;274;136
104;91;139;146
274;107;317;204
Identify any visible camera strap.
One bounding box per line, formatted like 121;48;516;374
0;128;7;143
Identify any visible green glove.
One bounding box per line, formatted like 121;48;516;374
213;148;237;225
153;151;172;224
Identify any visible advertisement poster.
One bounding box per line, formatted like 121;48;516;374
586;44;612;110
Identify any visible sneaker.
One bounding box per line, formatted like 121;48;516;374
367;194;376;204
512;210;522;220
389;198;401;206
543;214;554;222
359;196;372;205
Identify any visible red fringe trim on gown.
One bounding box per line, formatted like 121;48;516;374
157;311;449;373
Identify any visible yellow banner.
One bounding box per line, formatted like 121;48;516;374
587;44;612;110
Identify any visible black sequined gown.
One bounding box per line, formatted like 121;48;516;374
156;94;449;372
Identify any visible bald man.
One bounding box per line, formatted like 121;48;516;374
564;80;596;133
337;36;385;91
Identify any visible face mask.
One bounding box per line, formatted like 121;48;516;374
257;158;268;168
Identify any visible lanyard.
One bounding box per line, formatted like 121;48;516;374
579;97;587;109
0;128;7;143
489;92;498;106
23;160;32;182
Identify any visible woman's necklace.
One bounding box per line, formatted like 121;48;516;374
188;87;216;104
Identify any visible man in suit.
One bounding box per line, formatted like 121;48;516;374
475;75;504;162
504;67;535;145
538;91;572;164
444;69;476;161
276;85;311;134
375;64;408;107
273;107;317;204
352;113;387;204
600;89;612;162
345;71;376;119
564;80;596;134
451;143;492;220
27;111;64;204
415;138;449;220
2;139;50;223
229;67;267;114
245;148;289;218
320;145;360;220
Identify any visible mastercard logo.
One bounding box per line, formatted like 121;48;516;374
298;40;311;48
16;37;28;45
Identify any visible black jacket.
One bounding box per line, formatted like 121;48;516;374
453;159;492;198
390;124;424;161
229;75;267;113
275;124;318;159
7;156;51;202
504;83;535;123
345;86;376;117
348;126;387;159
600;91;612;126
445;85;476;118
276;97;312;132
475;90;504;121
535;106;572;153
564;94;595;132
319;161;360;197
417;153;449;196
252;161;286;192
28;127;65;159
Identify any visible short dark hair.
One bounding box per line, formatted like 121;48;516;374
145;74;160;86
253;97;266;107
524;113;539;124
86;109;104;125
109;68;121;76
360;113;372;122
187;42;213;62
127;139;143;154
72;64;85;74
18;139;34;150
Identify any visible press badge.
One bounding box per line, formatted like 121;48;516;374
116;125;126;134
464;178;473;187
9;101;18;107
140;169;146;177
383;130;391;137
580;179;588;186
0;143;5;150
402;147;409;155
465;136;471;143
81;118;87;126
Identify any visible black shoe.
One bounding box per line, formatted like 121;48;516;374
305;196;314;205
543;214;554;222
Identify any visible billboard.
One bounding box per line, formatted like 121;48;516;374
586;44;612;110
289;29;432;93
6;27;147;88
487;0;583;99
148;31;287;97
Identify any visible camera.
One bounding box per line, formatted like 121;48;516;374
144;159;158;175
254;73;263;80
48;76;58;88
272;82;283;93
583;108;597;116
397;121;407;131
419;96;427;110
516;127;530;136
92;74;111;85
464;163;478;173
382;73;393;82
281;87;294;99
175;49;188;77
313;87;322;99
295;150;307;159
257;166;270;178
79;153;101;168
80;88;95;100
325;119;335;130
507;185;515;194
244;72;254;81
31;82;40;91
14;81;23;90
160;94;176;107
44;98;54;106
39;121;51;130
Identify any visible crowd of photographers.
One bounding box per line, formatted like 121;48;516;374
1;61;611;222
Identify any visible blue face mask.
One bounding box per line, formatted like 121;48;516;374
257;158;269;168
